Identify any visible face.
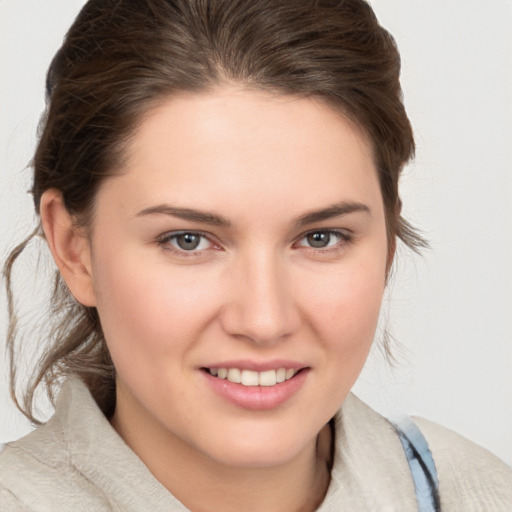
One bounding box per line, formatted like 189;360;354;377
85;87;389;469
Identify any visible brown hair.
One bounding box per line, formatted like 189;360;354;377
4;0;425;423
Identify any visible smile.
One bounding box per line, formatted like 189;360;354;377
202;364;309;410
206;367;299;387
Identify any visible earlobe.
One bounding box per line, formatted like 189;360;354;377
40;189;97;307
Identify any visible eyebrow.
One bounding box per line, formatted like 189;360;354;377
295;201;370;227
136;205;232;227
136;200;370;228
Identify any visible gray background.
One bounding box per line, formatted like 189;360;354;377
1;0;511;466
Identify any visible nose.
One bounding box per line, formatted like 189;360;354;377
219;251;300;346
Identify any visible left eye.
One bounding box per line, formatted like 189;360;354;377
296;231;346;249
166;232;212;251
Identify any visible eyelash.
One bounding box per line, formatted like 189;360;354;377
156;229;353;257
157;231;217;257
294;230;353;252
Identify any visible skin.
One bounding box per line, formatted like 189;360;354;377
41;87;390;512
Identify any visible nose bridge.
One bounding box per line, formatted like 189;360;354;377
221;247;299;344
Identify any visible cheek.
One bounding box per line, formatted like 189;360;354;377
306;258;386;329
298;254;387;378
90;250;220;363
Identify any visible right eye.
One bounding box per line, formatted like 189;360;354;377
158;232;214;253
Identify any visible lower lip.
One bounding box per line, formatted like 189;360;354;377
202;369;309;410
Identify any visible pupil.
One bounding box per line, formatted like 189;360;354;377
307;232;330;248
177;233;200;250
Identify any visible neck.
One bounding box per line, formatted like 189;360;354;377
112;406;332;512
167;442;331;512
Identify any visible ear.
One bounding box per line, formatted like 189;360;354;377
40;189;96;307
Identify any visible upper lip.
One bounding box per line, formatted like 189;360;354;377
200;359;307;372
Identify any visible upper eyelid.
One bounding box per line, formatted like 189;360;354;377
293;228;353;249
157;230;217;249
156;228;351;249
156;231;218;258
294;227;352;241
158;230;214;241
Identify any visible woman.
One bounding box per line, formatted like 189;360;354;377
1;1;511;510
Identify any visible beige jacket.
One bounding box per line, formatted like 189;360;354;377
1;377;511;511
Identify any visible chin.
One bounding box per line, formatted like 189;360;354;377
195;420;320;469
209;443;304;469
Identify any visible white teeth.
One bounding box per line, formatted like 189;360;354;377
241;370;259;386
259;370;277;387
285;368;295;380
227;368;241;383
208;367;299;387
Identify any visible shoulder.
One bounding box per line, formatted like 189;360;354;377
415;417;512;511
1;481;28;512
327;394;420;509
1;378;184;512
0;388;112;512
0;431;111;512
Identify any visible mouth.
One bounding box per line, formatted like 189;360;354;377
202;367;302;387
201;364;309;410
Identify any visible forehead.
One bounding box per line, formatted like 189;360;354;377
101;87;381;222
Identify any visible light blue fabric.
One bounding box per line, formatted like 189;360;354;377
394;418;441;512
